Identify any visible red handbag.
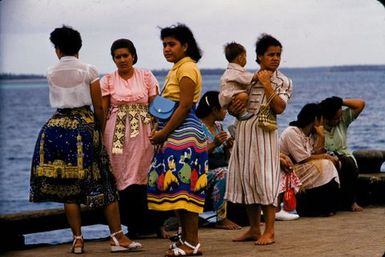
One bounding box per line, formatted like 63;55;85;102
283;175;297;212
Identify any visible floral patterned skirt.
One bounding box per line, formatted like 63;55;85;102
29;106;118;208
147;109;208;213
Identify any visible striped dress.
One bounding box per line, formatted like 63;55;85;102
225;70;292;206
147;109;208;213
147;57;208;214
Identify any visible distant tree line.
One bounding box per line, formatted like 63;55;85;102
0;73;46;80
2;66;384;80
0;69;226;80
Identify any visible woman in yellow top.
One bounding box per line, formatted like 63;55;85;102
147;24;208;256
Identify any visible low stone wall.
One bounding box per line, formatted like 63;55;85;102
1;149;384;251
353;149;385;206
0;206;105;251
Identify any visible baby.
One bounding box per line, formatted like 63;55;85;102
219;42;258;120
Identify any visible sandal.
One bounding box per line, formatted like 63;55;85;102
110;230;143;252
169;238;184;250
71;235;84;254
165;241;202;256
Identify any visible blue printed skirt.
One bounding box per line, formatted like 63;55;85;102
147;109;208;213
29;106;118;208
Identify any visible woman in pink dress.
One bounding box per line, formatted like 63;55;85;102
100;38;163;237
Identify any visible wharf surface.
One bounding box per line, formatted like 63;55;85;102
2;206;385;257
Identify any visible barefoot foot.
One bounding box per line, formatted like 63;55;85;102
255;233;275;245
215;218;242;230
232;230;260;242
351;202;363;212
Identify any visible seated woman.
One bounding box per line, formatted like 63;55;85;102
320;96;365;212
196;91;241;230
279;103;340;217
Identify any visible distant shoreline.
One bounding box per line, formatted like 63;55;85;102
1;64;384;80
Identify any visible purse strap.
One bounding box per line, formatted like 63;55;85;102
160;67;180;96
265;91;278;106
258;91;278;115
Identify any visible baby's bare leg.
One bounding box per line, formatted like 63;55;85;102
234;92;249;106
234;92;252;120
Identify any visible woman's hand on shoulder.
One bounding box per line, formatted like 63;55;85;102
257;70;273;86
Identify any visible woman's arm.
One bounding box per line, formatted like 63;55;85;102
312;125;326;154
280;152;294;173
343;98;365;118
257;70;286;114
207;131;229;154
299;153;339;167
149;76;195;144
90;80;106;131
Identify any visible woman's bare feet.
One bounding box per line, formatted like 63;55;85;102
215;218;242;230
351;202;363;212
232;229;260;242
255;232;275;245
158;226;173;239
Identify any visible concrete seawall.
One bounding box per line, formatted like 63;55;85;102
1;149;384;252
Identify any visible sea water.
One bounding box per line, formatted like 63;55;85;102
0;67;384;245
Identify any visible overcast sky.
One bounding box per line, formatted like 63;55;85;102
1;0;384;75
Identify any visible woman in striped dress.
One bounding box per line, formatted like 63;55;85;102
147;24;208;256
225;34;293;245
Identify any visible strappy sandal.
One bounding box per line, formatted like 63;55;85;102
165;241;202;256
110;230;143;252
71;235;84;254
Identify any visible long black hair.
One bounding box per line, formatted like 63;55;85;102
196;91;221;119
289;103;322;128
160;23;202;62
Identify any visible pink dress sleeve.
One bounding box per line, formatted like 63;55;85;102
144;70;159;97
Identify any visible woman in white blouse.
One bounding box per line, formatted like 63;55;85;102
280;103;340;217
29;25;141;254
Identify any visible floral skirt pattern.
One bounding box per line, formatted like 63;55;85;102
147;109;208;213
30;106;118;208
206;166;227;221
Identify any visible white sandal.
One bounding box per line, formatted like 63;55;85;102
71;235;83;254
110;230;142;252
166;241;202;256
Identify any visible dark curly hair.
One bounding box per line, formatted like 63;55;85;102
160;23;202;62
110;38;138;64
320;96;343;120
50;25;82;55
255;33;282;64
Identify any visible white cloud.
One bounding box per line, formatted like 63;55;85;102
1;0;384;74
